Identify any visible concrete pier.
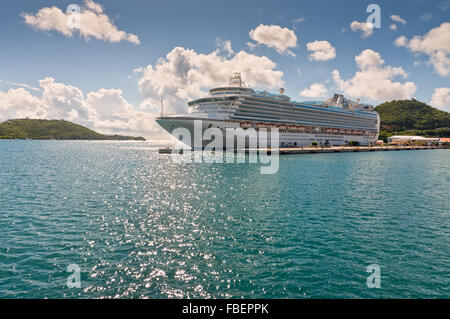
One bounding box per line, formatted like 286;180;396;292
159;145;449;155
274;145;448;155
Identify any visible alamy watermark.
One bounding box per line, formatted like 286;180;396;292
366;264;381;289
66;4;81;30
366;4;381;29
67;264;81;288
168;120;279;175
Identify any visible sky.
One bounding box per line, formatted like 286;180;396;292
0;0;449;137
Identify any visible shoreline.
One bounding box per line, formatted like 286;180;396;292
0;138;146;141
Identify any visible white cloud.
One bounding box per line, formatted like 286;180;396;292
354;49;385;69
306;41;336;61
136;46;284;114
332;49;417;102
246;42;257;51
0;88;47;120
394;23;450;76
430;87;450;111
86;88;157;136
0;78;159;137
87;88;132;118
350;21;374;38
300;83;328;98
215;38;234;57
391;15;407;25
22;0;140;44
84;0;103;13
249;24;297;56
394;36;407;46
39;77;93;122
0;80;40;91
390;24;397;31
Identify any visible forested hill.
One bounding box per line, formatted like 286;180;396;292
375;99;450;132
0;119;145;140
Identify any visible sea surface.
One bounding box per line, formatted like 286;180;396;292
0;140;449;298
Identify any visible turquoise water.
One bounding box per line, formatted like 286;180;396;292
0;140;449;298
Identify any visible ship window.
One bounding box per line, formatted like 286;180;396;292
188;96;238;106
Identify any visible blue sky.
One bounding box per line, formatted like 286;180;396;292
0;0;449;136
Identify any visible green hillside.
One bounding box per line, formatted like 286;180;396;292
375;99;450;131
375;99;450;139
0;119;145;141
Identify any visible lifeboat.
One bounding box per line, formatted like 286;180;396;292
255;122;267;128
277;124;287;130
240;121;253;129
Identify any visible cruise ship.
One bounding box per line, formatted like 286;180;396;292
156;73;380;148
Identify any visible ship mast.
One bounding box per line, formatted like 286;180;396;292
229;72;246;87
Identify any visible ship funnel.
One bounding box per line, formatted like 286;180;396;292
279;88;285;94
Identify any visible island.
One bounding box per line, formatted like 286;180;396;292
0;119;145;141
375;99;450;141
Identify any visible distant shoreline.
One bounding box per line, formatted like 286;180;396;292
0;119;145;141
0;138;146;141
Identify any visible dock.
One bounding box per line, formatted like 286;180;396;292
159;145;449;155
275;145;448;155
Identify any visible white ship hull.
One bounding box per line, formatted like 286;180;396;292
156;116;378;149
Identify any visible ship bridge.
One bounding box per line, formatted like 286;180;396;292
209;86;255;95
188;73;291;118
208;73;255;95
